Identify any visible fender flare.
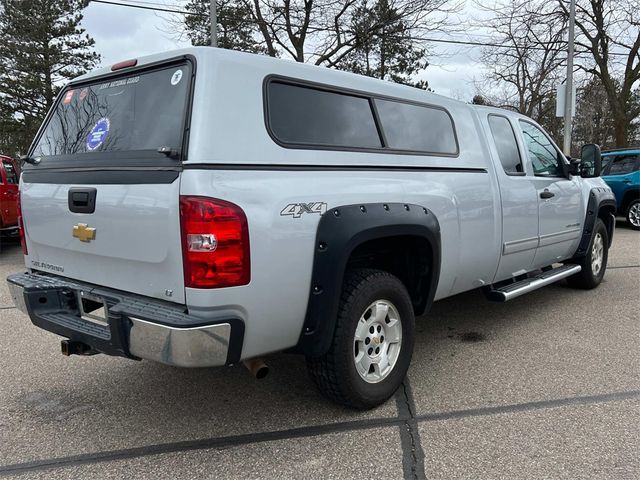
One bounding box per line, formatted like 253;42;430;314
574;187;617;257
296;203;441;357
620;188;640;213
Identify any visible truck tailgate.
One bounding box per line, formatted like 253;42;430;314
21;179;185;304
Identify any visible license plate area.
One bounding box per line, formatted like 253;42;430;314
78;291;108;326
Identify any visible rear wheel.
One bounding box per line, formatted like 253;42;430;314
566;218;609;289
626;199;640;230
306;268;415;410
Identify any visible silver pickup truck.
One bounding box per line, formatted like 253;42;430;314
7;47;616;409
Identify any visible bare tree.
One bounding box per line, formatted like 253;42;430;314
477;0;567;122
172;0;460;72
559;0;640;147
572;76;616;148
181;0;268;53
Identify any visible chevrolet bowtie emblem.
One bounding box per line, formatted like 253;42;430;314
72;223;96;242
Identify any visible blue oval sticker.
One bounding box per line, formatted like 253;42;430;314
86;118;110;151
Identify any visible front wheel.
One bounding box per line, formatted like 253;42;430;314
306;269;415;410
566;218;609;289
626;199;640;231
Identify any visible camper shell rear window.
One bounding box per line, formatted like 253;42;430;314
31;58;193;166
264;77;459;157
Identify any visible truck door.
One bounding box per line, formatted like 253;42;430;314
517;121;582;267
486;114;539;281
0;157;19;228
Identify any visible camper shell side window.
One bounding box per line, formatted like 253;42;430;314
264;76;459;157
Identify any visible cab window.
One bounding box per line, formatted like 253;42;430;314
519;121;564;177
604;154;639;175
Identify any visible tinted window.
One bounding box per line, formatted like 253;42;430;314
32;63;191;158
519;121;564;177
375;99;457;154
606;154;638;175
267;82;381;148
488;115;523;174
2;160;18;184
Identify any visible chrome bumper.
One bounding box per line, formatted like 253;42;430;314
6;273;236;368
8;280;28;314
128;317;231;367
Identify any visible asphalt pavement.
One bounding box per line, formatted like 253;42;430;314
0;222;638;479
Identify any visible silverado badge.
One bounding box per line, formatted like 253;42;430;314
72;223;96;242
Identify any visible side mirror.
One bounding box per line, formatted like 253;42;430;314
568;158;581;176
579;144;602;178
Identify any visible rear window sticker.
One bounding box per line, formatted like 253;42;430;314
86;117;110;151
171;69;183;86
98;76;140;90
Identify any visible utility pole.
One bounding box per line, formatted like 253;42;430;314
210;0;217;47
562;0;575;155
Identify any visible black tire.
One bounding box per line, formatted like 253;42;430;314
626;199;640;231
566;218;609;289
306;268;415;410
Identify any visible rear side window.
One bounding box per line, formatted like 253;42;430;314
267;82;382;149
605;154;639;175
2;160;18;184
374;99;458;154
32;62;192;158
488;115;523;174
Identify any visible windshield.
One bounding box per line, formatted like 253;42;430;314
32;62;191;158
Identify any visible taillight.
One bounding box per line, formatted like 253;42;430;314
179;196;250;288
17;190;27;255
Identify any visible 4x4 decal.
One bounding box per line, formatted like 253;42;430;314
280;202;327;218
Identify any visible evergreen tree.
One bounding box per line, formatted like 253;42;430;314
183;0;266;54
336;0;428;88
573;77;620;151
0;0;99;154
0;108;21;157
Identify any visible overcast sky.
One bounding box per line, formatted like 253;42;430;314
81;1;489;101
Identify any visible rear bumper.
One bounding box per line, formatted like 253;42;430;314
6;272;244;367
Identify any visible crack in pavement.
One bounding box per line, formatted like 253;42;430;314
395;379;427;480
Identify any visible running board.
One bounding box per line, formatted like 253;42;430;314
486;264;582;302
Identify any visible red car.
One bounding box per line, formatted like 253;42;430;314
0;155;19;238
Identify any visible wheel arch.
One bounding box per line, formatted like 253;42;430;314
296;203;441;357
574;188;617;257
620;188;640;213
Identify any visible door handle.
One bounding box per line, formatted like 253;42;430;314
540;190;555;199
622;179;632;184
68;187;97;214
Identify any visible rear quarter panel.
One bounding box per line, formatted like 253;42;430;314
180;166;498;359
